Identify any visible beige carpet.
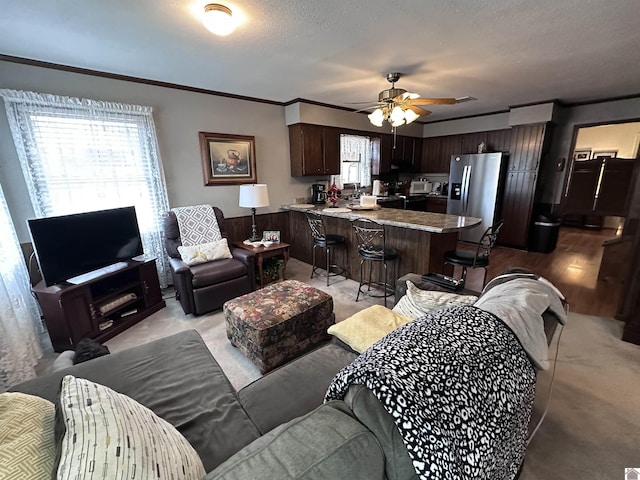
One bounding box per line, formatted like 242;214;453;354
104;258;384;389
57;258;640;478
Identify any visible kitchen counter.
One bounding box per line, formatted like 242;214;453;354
283;205;482;283
283;204;480;234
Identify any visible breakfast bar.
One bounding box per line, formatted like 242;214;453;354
283;205;482;282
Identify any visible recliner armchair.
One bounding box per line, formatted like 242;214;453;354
164;206;256;315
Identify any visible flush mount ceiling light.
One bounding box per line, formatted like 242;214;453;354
202;3;236;36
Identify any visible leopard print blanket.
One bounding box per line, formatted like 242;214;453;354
325;306;536;480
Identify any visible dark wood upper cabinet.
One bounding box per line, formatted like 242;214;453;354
508;124;547;171
422;136;459;173
421;129;511;173
379;134;421;173
485;129;512;153
289;123;340;176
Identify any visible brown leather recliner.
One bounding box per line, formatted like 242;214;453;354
163;206;256;315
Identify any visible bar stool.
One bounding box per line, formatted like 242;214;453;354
444;219;504;288
351;217;398;307
305;211;348;286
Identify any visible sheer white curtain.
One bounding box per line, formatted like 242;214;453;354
0;183;43;391
340;134;372;188
1;89;171;287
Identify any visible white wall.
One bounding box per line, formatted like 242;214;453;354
576;122;640;158
422;112;510;137
0;61;309;241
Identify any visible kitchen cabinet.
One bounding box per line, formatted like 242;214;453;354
289;124;340;176
421;129;511;174
377;197;404;209
425;197;447;214
380;134;421;173
422;135;461;173
499;170;538;247
498;123;552;249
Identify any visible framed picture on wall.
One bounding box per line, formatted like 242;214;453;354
592;150;618;159
199;132;257;185
573;148;592;161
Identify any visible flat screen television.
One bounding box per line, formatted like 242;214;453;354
28;206;144;287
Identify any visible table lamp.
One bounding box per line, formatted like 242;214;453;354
239;184;270;241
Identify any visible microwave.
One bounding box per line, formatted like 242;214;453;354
409;180;433;194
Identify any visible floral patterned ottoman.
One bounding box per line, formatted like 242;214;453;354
223;280;335;373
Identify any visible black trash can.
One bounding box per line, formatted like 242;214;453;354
529;214;561;253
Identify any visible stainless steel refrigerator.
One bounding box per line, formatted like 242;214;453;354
446;153;506;243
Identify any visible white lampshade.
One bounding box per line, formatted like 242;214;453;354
390;106;406;127
202;3;236;36
239;184;270;208
368;108;385;127
404;108;420;124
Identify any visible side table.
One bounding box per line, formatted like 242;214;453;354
233;241;291;289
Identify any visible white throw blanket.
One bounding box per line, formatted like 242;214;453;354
474;276;567;370
172;204;222;246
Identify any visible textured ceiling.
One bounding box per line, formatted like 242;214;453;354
1;0;639;121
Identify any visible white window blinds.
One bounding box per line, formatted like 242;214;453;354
1;89;171;287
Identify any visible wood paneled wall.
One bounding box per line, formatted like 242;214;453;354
225;212;290;244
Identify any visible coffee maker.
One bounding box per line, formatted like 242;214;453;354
311;183;327;204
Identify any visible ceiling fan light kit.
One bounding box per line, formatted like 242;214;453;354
202;3;236;36
365;72;462;128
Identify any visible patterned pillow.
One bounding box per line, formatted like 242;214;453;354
178;238;232;266
327;305;412;353
392;280;478;318
54;375;205;480
0;392;56;480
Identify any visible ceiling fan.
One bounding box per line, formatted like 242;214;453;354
354;72;473;128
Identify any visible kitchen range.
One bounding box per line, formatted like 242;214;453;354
402;179;449;211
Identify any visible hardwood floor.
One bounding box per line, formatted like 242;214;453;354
453;227;623;318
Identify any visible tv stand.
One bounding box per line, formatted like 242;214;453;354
33;259;165;352
66;261;129;285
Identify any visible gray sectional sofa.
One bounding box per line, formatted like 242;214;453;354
11;271;563;479
12;330;377;478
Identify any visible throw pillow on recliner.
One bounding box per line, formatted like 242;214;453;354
178;238;233;266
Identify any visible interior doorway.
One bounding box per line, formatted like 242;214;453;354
563;121;640;230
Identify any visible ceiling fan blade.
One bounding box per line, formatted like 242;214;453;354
352;105;381;114
409;98;457;105
345;101;379;105
406;105;431;116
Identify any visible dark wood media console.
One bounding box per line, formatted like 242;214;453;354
33;259;165;352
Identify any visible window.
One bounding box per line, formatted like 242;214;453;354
340;134;372;188
1;90;171;287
